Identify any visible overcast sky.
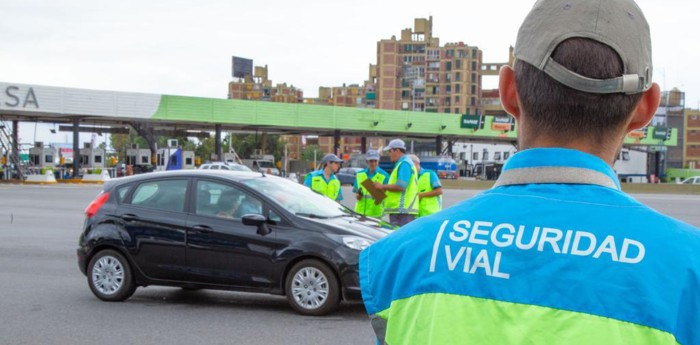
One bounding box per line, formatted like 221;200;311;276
2;0;698;144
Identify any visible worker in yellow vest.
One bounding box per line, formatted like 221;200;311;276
408;154;443;217
373;139;419;227
303;153;344;201
354;150;390;218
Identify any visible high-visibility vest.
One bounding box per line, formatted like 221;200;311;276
417;170;442;217
309;172;341;201
355;169;388;217
384;157;418;215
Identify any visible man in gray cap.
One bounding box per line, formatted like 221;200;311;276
360;1;700;344
374;139;419;227
353;149;390;218
303;153;343;201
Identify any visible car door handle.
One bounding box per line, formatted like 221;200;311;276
191;225;213;234
120;214;139;222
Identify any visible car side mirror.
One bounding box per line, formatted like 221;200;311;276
241;214;271;236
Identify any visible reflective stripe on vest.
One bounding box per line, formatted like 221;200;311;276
311;175;341;200
417;171;441;217
355;170;387;217
384;158;418;215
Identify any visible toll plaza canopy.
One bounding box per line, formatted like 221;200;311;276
0;81;678;146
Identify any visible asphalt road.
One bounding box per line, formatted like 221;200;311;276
0;183;699;345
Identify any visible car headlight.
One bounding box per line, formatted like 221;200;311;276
338;236;373;251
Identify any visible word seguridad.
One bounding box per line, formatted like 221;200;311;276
429;220;646;280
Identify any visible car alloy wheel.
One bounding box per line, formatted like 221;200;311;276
286;259;340;315
87;249;136;302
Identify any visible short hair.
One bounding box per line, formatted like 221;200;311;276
514;38;643;143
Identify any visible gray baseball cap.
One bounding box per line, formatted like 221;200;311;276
366;150;380;161
321;153;343;164
382;139;406;152
514;0;652;94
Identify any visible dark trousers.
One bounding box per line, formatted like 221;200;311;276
389;213;416;228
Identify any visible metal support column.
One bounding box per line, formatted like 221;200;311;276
436;135;443;156
360;137;367;153
334;130;341;156
215;124;222;161
12;120;19;178
72;118;80;178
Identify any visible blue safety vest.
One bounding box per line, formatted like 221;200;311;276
360;148;700;345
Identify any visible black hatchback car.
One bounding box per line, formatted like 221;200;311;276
77;170;392;315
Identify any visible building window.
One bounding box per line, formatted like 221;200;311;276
473;152;479;160
494;152;502;161
483;151;489;161
446;61;452;71
471;97;476;106
504;152;510;160
455;84;461;93
471;85;477;94
472;49;478;59
456;60;462;69
471;61;477;70
454;107;460;114
455;95;460;103
455;72;461;81
446;85;452;93
471;73;476;82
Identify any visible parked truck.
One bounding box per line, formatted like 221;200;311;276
242;154;280;175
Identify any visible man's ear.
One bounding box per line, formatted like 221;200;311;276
499;65;521;121
627;82;660;132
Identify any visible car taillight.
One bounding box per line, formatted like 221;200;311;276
85;192;110;218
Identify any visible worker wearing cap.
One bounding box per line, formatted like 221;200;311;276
360;1;700;344
373;139;418;227
353;150;390;218
408;155;442;218
304;153;343;201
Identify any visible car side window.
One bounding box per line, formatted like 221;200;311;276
196;180;262;220
269;209;282;224
129;179;188;212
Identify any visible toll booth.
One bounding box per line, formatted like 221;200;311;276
126;144;151;167
29;142;57;169
79;142;105;169
156;139;195;171
26;142;58;184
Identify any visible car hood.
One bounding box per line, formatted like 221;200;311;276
303;215;393;241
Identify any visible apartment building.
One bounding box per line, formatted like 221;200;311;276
653;89;685;169
685;108;700;169
374;16;491;116
228;65;303;103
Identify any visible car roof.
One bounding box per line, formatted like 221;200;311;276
104;170;263;190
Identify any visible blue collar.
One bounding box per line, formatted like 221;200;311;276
496;148;621;190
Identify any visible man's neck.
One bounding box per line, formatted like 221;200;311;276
520;137;622;166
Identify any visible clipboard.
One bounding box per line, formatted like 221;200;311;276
361;179;386;205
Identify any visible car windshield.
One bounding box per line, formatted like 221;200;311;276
242;176;349;218
257;161;275;168
230;164;252;172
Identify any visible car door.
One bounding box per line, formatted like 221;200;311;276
185;179;285;288
116;178;190;281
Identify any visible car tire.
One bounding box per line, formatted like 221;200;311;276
285;259;340;316
87;249;137;302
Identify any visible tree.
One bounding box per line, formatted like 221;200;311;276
302;145;324;161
